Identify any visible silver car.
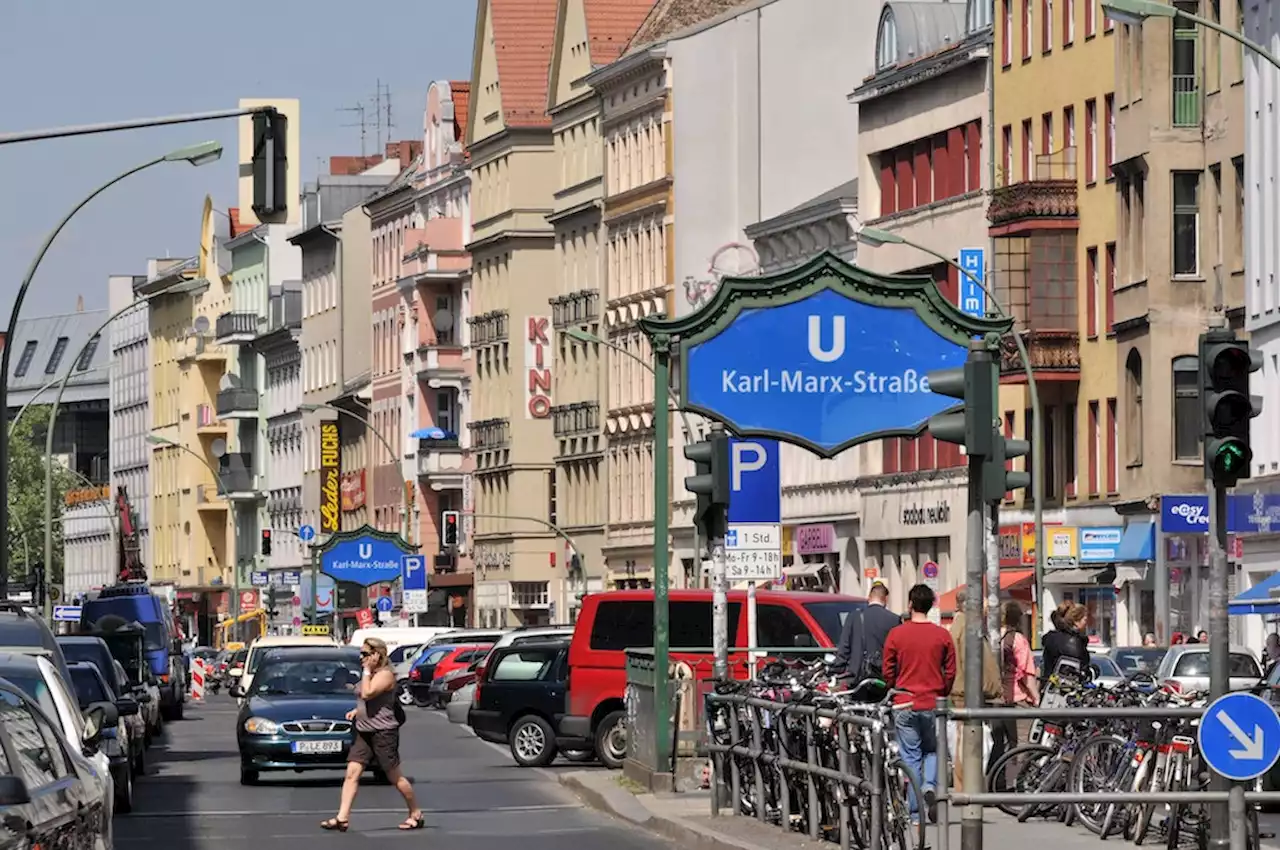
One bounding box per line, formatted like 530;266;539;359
1154;644;1262;694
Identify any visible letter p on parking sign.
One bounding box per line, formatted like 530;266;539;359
401;555;427;592
728;438;781;524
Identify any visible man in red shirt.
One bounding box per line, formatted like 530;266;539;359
882;583;956;822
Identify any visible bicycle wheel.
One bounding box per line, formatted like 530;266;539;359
986;744;1055;817
1067;734;1129;836
884;758;927;850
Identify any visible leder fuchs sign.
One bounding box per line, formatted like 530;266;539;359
319;421;340;533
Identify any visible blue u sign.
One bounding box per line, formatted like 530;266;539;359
320;525;412;586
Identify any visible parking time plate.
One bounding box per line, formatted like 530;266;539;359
292;740;343;754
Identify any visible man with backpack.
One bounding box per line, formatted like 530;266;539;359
831;581;901;687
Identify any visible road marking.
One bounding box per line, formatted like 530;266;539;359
124;803;581;819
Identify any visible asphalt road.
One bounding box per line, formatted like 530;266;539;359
116;696;669;850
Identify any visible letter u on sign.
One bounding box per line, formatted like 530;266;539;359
359;543;373;559
807;315;845;362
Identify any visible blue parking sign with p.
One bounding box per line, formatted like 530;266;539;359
401;555;427;591
727;438;781;524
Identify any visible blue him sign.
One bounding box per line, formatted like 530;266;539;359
658;254;1010;457
319;525;414;587
957;248;986;318
727;438;781;524
1197;692;1280;781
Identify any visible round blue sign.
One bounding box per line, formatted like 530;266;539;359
1197;692;1280;781
922;561;939;579
375;596;394;613
298;524;316;542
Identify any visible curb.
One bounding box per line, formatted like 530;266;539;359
556;772;774;850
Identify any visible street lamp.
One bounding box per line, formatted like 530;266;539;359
297;403;411;545
0;140;224;599
41;281;204;619
856;225;1049;638
1101;0;1280;67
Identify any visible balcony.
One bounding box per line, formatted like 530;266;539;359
416;437;464;490
994;229;1081;381
989;148;1078;232
195;404;228;434
416;345;466;389
214;311;260;344
998;329;1081;377
217;453;262;501
195;483;227;511
265;286;302;334
215;387;259;419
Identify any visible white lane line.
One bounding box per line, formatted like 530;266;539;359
124;803;581;819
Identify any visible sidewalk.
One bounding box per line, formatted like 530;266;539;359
555;770;1280;850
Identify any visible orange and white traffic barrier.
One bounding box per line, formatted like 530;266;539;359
190;658;205;701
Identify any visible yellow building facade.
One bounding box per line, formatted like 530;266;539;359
138;205;234;590
993;0;1125;632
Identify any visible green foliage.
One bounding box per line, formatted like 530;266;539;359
7;406;78;586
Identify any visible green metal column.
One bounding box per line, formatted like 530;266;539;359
652;334;671;773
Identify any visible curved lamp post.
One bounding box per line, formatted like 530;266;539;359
856;225;1048;636
298;402;412;546
559;326;699;588
10;373;84;439
0;140;223;599
42;274;210;619
1102;0;1280;67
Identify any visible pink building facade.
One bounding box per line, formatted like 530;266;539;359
394;80;474;625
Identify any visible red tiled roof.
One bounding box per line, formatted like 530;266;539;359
489;0;559;128
585;0;658;66
451;81;471;140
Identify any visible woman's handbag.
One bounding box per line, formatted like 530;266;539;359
394;700;407;726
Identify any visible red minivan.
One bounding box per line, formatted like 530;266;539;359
561;588;865;768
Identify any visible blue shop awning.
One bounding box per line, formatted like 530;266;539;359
1117;522;1156;562
1229;572;1280;615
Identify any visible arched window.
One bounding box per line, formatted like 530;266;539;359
878;9;899;69
1172;355;1201;460
1125;349;1143;465
966;0;992;32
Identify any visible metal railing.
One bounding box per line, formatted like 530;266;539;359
704;691;885;850
933;702;1280;850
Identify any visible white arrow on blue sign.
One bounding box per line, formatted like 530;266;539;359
375;596;395;613
1197;692;1280;781
298;525;316;543
52;605;81;623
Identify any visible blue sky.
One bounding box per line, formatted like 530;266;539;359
0;0;477;319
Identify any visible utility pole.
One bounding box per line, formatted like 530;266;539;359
1199;317;1262;850
929;337;1031;850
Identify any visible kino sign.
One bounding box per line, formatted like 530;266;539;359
641;251;1009;456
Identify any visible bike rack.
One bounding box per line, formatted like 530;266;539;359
704;692;887;850
935;702;1280;850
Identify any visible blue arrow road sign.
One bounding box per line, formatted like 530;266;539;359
957;248;985;318
298;524;316;543
728;438;780;524
1197;692;1280;781
375;596;395;614
402;555;427;591
684;289;968;454
52;605;81;623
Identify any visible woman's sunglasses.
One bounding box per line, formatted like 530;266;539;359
359;651;373;658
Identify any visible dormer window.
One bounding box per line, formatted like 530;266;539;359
878;9;899;69
966;0;992;32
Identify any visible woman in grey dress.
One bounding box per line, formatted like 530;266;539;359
321;637;423;831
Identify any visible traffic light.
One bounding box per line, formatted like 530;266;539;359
441;511;461;548
261;529;272;557
926;356;996;458
251;108;288;218
1200;330;1263;487
684;430;731;541
984;431;1033;503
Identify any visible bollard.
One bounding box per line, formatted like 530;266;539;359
190;658;205;701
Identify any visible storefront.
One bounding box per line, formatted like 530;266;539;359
859;477;967;617
779;521;858;592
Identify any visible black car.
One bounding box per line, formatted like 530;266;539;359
468;639;591;768
233;647;363;785
0;603;74;686
59;635;153;750
0;677;111;850
67;662;141;813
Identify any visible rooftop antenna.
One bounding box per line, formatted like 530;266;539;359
338;102;369;158
373;79;395;153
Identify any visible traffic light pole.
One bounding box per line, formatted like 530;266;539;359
309;544;320;625
708;424;730;681
1207;477;1231;850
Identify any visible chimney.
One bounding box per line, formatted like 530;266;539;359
76;295;84;313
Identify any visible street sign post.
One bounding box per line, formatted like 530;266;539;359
401;554;428;614
1197;692;1280;781
298;524;316;543
726;437;780;675
375;595;394;615
921;561;941;624
319;525;414;586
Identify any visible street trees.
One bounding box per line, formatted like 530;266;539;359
8;406;77;586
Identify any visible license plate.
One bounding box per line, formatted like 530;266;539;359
292;740;343;754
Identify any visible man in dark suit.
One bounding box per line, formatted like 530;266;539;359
832;581;901;682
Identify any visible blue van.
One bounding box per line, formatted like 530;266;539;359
80;583;186;720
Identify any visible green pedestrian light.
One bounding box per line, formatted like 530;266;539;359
1198;330;1263;487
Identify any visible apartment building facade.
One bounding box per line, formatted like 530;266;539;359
1112;0;1247;642
108;274;152;587
546;0;653;610
848;0;992;617
399;80;475;626
662;0;876;593
991;0;1129;640
466;0;562;627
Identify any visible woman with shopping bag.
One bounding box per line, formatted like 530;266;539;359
947;590;1004;792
